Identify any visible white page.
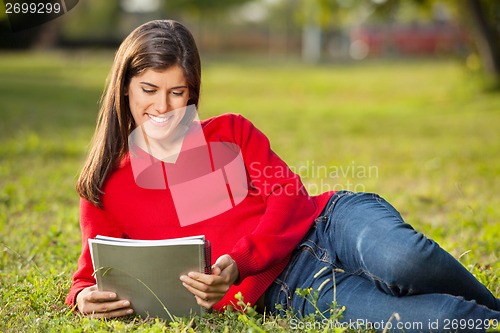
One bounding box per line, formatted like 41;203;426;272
93;235;205;247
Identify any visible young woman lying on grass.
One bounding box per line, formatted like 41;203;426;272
66;20;500;332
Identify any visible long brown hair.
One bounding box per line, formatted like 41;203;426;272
77;20;201;207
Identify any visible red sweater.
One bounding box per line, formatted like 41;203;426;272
66;113;333;310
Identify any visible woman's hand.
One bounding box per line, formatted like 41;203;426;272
76;285;134;318
180;254;239;309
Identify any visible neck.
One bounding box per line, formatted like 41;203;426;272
139;124;188;163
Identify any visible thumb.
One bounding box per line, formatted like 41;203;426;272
211;254;233;275
211;265;222;276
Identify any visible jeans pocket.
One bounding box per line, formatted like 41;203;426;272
297;239;330;263
268;278;292;314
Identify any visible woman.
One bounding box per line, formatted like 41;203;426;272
66;20;500;331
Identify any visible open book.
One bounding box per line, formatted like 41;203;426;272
89;235;211;320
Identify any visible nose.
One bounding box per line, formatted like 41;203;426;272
156;93;170;114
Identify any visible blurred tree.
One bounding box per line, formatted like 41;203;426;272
164;0;251;14
295;0;336;63
61;0;123;44
461;0;500;88
160;0;255;53
369;0;500;88
4;0;255;48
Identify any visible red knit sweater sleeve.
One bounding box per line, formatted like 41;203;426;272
65;198;123;306
227;114;317;281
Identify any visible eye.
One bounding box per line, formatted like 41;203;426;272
141;87;156;94
171;90;185;97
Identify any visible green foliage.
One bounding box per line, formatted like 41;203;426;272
0;52;499;332
166;0;252;13
61;0;122;40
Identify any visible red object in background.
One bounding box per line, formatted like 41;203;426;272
350;22;469;58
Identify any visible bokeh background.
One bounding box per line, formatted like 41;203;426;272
1;1;499;332
1;0;499;72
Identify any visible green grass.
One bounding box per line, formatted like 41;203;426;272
0;52;499;332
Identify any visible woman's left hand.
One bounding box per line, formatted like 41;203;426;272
180;254;239;309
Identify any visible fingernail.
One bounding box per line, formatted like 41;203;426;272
179;275;186;281
109;293;116;299
123;301;130;307
127;309;133;314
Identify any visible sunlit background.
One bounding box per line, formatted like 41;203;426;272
0;0;497;69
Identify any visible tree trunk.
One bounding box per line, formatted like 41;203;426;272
463;0;500;86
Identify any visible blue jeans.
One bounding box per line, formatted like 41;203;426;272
264;192;500;332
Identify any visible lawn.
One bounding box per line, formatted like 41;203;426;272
0;52;499;332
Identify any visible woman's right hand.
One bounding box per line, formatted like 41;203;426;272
76;285;134;318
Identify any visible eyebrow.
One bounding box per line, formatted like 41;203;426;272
139;82;188;90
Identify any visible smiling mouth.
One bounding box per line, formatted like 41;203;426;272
147;113;173;125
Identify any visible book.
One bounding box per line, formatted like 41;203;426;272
89;235;211;320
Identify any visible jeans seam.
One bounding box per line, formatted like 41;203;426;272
274;277;292;308
302;242;331;263
369;192;404;222
315;191;353;223
336;267;416;296
320;192;413;296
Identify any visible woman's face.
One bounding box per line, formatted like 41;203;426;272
126;66;190;137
